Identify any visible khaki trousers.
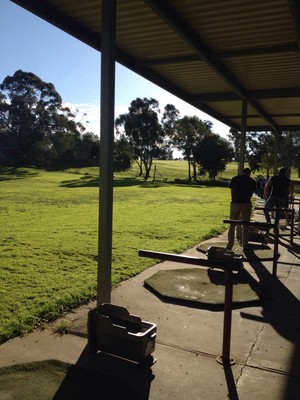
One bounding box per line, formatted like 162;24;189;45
227;202;252;249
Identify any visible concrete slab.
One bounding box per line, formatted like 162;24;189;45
0;329;86;368
248;303;300;376
237;366;300;400
144;268;259;304
196;241;274;261
1;201;300;399
284;274;300;300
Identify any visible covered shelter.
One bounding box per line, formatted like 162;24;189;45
11;0;300;303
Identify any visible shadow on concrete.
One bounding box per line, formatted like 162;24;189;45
224;362;240;400
242;258;300;399
144;267;261;311
52;345;154;400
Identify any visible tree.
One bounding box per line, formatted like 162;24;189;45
0;70;85;166
227;128;241;162
278;131;300;177
161;103;180;136
172;116;213;182
194;133;234;180
115;97;168;180
245;131;275;173
114;135;132;171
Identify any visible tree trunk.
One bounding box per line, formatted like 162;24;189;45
134;158;143;176
192;161;197;181
188;160;192;182
143;158;152;180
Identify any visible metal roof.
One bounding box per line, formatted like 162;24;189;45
11;0;300;132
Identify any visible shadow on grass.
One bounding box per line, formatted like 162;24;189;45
59;176;151;188
0;166;39;181
59;175;231;189
53;345;154;400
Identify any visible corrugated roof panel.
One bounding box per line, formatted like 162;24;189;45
205;100;258;118
50;0;101;29
152;62;232;94
260;98;300;114
11;0;300;131
273;116;300;126
226;53;300;90
174;0;295;51
116;2;193;60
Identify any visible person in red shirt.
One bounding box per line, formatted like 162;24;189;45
226;168;257;251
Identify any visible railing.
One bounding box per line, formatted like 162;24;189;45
290;200;300;236
223;220;279;276
254;207;294;245
139;249;237;365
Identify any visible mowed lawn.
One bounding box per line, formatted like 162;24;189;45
1;162;233;342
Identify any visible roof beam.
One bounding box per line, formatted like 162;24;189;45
228;114;300;119
124;63;240;130
191;87;300;102
144;0;279;131
136;54;201;67
136;43;298;67
144;0;246;99
216;43;298;58
11;0;101;51
246;125;300;131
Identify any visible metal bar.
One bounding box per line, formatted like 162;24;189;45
223;219;280;276
222;268;233;364
223;219;274;230
277;261;300;266
254;207;295;245
290;209;295;245
273;226;279;276
139;249;235;364
238;100;247;174
97;0;116;305
139;249;236;269
273;131;279;174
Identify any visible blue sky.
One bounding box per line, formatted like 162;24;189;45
1;0;230;139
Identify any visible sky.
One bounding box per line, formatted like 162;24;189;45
1;0;231;143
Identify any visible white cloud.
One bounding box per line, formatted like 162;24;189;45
63;102;100;136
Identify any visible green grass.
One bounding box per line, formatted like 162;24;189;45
1;161;299;342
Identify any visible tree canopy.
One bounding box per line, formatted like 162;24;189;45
239;130;300;177
115;97;175;179
194;133;234;180
0;70;99;167
115;99;235;181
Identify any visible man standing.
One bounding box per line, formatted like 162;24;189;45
264;168;294;227
226;168;257;251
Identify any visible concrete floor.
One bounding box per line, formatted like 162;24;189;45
1;201;300;399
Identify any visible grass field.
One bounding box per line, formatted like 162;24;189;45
1;161;299;342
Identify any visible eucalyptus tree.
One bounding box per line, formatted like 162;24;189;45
115;97;171;180
0;69;85;166
278;131;300;177
172;116;213;182
194;133;234;180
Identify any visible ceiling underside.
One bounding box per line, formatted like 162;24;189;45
11;0;300;132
